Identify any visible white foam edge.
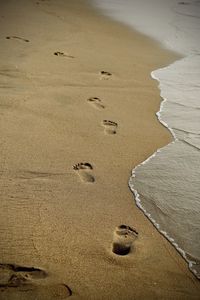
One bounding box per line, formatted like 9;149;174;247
128;61;200;279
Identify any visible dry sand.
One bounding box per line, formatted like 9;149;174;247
0;0;200;299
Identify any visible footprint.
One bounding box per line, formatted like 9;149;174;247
32;284;72;299
112;225;138;256
87;97;105;110
73;163;95;183
0;264;72;299
0;264;47;287
0;283;72;299
6;36;30;42
54;51;74;58
102;120;118;135
100;71;112;80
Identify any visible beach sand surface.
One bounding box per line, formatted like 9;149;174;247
0;0;199;299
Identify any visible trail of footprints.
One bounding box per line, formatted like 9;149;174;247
72;67;138;256
0;264;72;299
3;23;138;299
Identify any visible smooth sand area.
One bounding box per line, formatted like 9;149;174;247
0;0;200;299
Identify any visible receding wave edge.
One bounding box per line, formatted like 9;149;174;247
128;61;200;279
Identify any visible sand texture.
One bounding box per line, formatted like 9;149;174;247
0;0;200;299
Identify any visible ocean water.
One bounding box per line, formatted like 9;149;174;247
90;0;200;278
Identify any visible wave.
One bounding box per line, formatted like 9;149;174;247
129;58;200;279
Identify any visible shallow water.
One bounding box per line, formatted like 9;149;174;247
91;0;200;278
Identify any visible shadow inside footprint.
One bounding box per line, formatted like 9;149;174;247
73;163;95;183
54;51;74;58
102;120;118;135
112;225;138;256
6;36;29;42
100;71;112;80
87;97;105;110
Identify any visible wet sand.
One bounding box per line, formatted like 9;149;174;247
0;0;200;299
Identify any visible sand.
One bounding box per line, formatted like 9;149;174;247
0;0;200;299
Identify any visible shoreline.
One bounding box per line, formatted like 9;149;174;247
92;0;200;279
90;0;200;280
0;0;200;299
